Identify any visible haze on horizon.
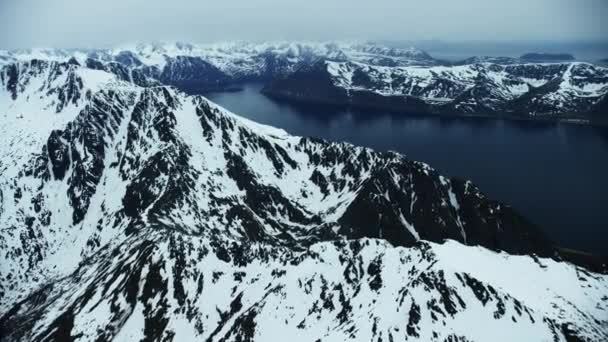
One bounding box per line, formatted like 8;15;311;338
0;0;607;49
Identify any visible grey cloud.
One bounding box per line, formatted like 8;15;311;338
0;0;606;49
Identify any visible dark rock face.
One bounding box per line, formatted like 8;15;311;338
159;56;232;93
113;51;144;67
337;161;553;257
262;60;349;105
590;94;608;124
254;51;305;81
2;62;20;99
46;130;71;180
85;58;156;87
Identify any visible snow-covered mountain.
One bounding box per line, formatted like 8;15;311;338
0;58;607;341
0;41;439;92
263;59;608;118
112;41;437;70
3;41;607;120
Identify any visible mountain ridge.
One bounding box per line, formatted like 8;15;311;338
0;58;607;341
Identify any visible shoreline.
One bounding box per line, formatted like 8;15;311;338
556;246;608;274
260;88;607;128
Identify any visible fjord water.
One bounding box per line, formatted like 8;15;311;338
205;83;608;255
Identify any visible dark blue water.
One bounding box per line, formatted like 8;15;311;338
205;82;608;255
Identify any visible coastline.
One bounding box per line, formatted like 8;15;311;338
260;87;608;127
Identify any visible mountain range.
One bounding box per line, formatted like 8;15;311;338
0;41;439;89
0;46;607;341
2;41;606;123
263;59;608;121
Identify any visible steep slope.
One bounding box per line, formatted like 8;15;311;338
158;56;232;93
3;237;606;342
0;60;606;341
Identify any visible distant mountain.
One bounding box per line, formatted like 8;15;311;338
263;59;608;121
1;58;606;341
453;56;522;65
2;42;605;122
520;53;575;62
0;41;440;92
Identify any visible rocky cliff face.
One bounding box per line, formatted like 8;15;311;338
0;59;607;341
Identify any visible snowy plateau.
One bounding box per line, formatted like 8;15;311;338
0;43;607;341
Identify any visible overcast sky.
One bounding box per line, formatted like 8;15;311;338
0;0;606;49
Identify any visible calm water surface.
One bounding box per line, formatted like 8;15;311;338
205;83;608;255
